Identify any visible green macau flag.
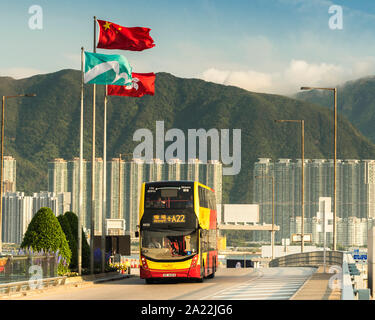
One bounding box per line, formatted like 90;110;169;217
84;51;133;86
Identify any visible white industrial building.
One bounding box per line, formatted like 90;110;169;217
222;204;259;224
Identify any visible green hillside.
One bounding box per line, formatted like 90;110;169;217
1;69;375;204
295;76;375;143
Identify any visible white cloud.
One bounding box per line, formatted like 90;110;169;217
283;59;346;89
199;58;375;95
201;68;274;93
350;56;375;79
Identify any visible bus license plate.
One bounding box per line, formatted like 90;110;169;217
163;273;176;277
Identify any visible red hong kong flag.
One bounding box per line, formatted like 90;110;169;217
107;73;155;97
97;19;155;51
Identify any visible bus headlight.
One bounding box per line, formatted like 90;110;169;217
191;254;199;268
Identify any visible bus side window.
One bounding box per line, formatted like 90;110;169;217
209;229;216;250
198;187;205;208
200;229;208;252
204;190;212;210
208;192;213;210
207;189;215;210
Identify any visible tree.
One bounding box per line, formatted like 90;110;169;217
21;207;71;274
57;213;77;270
63;211;90;270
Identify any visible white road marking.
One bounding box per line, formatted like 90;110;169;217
203;267;315;300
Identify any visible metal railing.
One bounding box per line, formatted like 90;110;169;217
0;254;58;286
341;253;355;300
269;251;362;300
269;250;343;268
0;276;66;296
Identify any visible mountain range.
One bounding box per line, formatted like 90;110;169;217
1;69;375;204
295;76;375;144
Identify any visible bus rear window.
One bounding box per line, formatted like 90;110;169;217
145;186;193;209
160;189;178;198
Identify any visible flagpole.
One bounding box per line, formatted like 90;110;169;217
78;46;84;276
101;85;107;273
90;15;97;275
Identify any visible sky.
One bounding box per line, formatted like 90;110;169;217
2;0;375;95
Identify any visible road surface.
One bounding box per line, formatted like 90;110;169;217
11;267;315;300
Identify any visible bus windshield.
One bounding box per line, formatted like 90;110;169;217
141;229;198;261
145;186;193;209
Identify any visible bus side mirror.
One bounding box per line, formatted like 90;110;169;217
135;231;139;238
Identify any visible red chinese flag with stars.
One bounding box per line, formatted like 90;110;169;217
107;73;155;97
97;19;155;51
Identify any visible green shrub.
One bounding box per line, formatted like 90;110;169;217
63;211;90;270
57;214;77;270
21;207;71;275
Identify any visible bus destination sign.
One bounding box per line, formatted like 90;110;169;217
153;214;186;224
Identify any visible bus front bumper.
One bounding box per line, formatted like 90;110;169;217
140;265;200;279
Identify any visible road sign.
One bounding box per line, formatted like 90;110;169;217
106;219;125;230
291;233;312;243
353;254;367;260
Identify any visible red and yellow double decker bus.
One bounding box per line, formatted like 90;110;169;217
138;181;218;283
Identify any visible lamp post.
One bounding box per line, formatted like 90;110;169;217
90;15;97;275
275;119;305;253
300;86;337;251
0;93;36;253
255;175;275;259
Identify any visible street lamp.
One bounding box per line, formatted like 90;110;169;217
255;175;275;259
300;86;337;251
275;119;305;253
0;93;36;253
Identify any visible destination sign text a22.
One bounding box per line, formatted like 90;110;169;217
153;214;186;224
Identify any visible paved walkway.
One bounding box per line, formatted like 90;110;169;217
0;271;132;299
290;266;341;300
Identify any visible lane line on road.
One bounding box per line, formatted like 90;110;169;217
203;268;314;300
198;269;264;300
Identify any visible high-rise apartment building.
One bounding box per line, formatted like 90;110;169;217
144;158;165;182
254;158;375;246
48;157;222;236
48;157;103;235
48;158;67;193
206;160;223;206
32;191;71;216
289;216;375;247
3;156;16;193
2;192;32;244
123;158;144;233
2;191;72;244
32;191;58;216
